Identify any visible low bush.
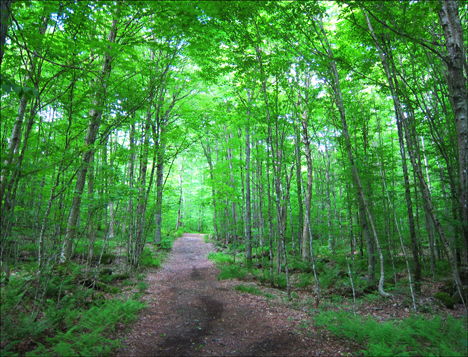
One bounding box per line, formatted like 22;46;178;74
314;310;467;356
234;284;263;295
217;265;247;280
139;248;160;268
207;252;234;265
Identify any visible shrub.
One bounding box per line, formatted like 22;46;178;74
217;265;247;280
139;248;160;268
28;298;145;356
208;252;234;265
314;310;467;356
234;284;263;295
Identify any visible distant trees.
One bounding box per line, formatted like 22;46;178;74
1;0;466;302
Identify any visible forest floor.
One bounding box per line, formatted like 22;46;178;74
116;233;466;356
116;233;359;356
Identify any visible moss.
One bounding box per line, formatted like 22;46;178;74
433;292;454;310
451;286;468;305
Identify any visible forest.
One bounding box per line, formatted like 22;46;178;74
0;0;467;356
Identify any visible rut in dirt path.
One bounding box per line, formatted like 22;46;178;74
118;234;353;356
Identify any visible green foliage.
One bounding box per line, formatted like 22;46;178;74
433;292;454;310
319;266;341;289
275;274;287;289
217;265;247;280
1;292;145;356
99;253;115;265
234;284;263;295
139;248;161;268
27;299;145;356
296;273;314;288
138;282;148;293
315;310;467;356
208;251;234;265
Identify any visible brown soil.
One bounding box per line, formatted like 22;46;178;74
117;234;358;356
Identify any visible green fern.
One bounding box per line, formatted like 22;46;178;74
314;311;467;357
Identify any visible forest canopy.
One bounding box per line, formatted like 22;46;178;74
0;0;467;354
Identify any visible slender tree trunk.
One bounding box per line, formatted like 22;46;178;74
154;125;166;244
324;143;333;253
298;89;313;261
202;141;218;240
108;133;116;240
86;154;96;267
364;12;462;298
317;18;389;297
176;160;184;230
60;14;118;262
245;88;253;262
126;123;136;261
294;121;304;257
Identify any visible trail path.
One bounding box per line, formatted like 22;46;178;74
118;234;352;356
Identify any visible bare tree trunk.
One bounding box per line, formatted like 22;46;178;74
134;111;152;260
294;121;304;257
396;107;422;291
154;125;165;244
324;143;333;253
86;154;96;267
298;88;313;262
245;88;253;262
202;141;218;240
126;123;136;260
176;160;184;230
108;133;116;240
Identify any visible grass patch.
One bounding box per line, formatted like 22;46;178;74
208;252;234;265
234;284;263;295
217;265;247;280
314;310;467;356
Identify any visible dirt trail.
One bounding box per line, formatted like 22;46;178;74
117;234;351;356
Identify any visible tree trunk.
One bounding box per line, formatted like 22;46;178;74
364;12;462;298
0;0;13;67
438;1;468;261
317;18;390;297
176;160;184;230
154;126;166;244
202;141;218;240
60;13;119;262
245;88;253;262
298;89;313;261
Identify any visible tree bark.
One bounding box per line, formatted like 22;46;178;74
0;0;12;67
438;1;468;259
245;88;253;262
298;88;313;262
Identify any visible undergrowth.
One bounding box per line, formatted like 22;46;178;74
1;296;145;356
217;265;247;280
234;284;263;295
0;230;184;356
207;251;234;265
314;310;468;356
